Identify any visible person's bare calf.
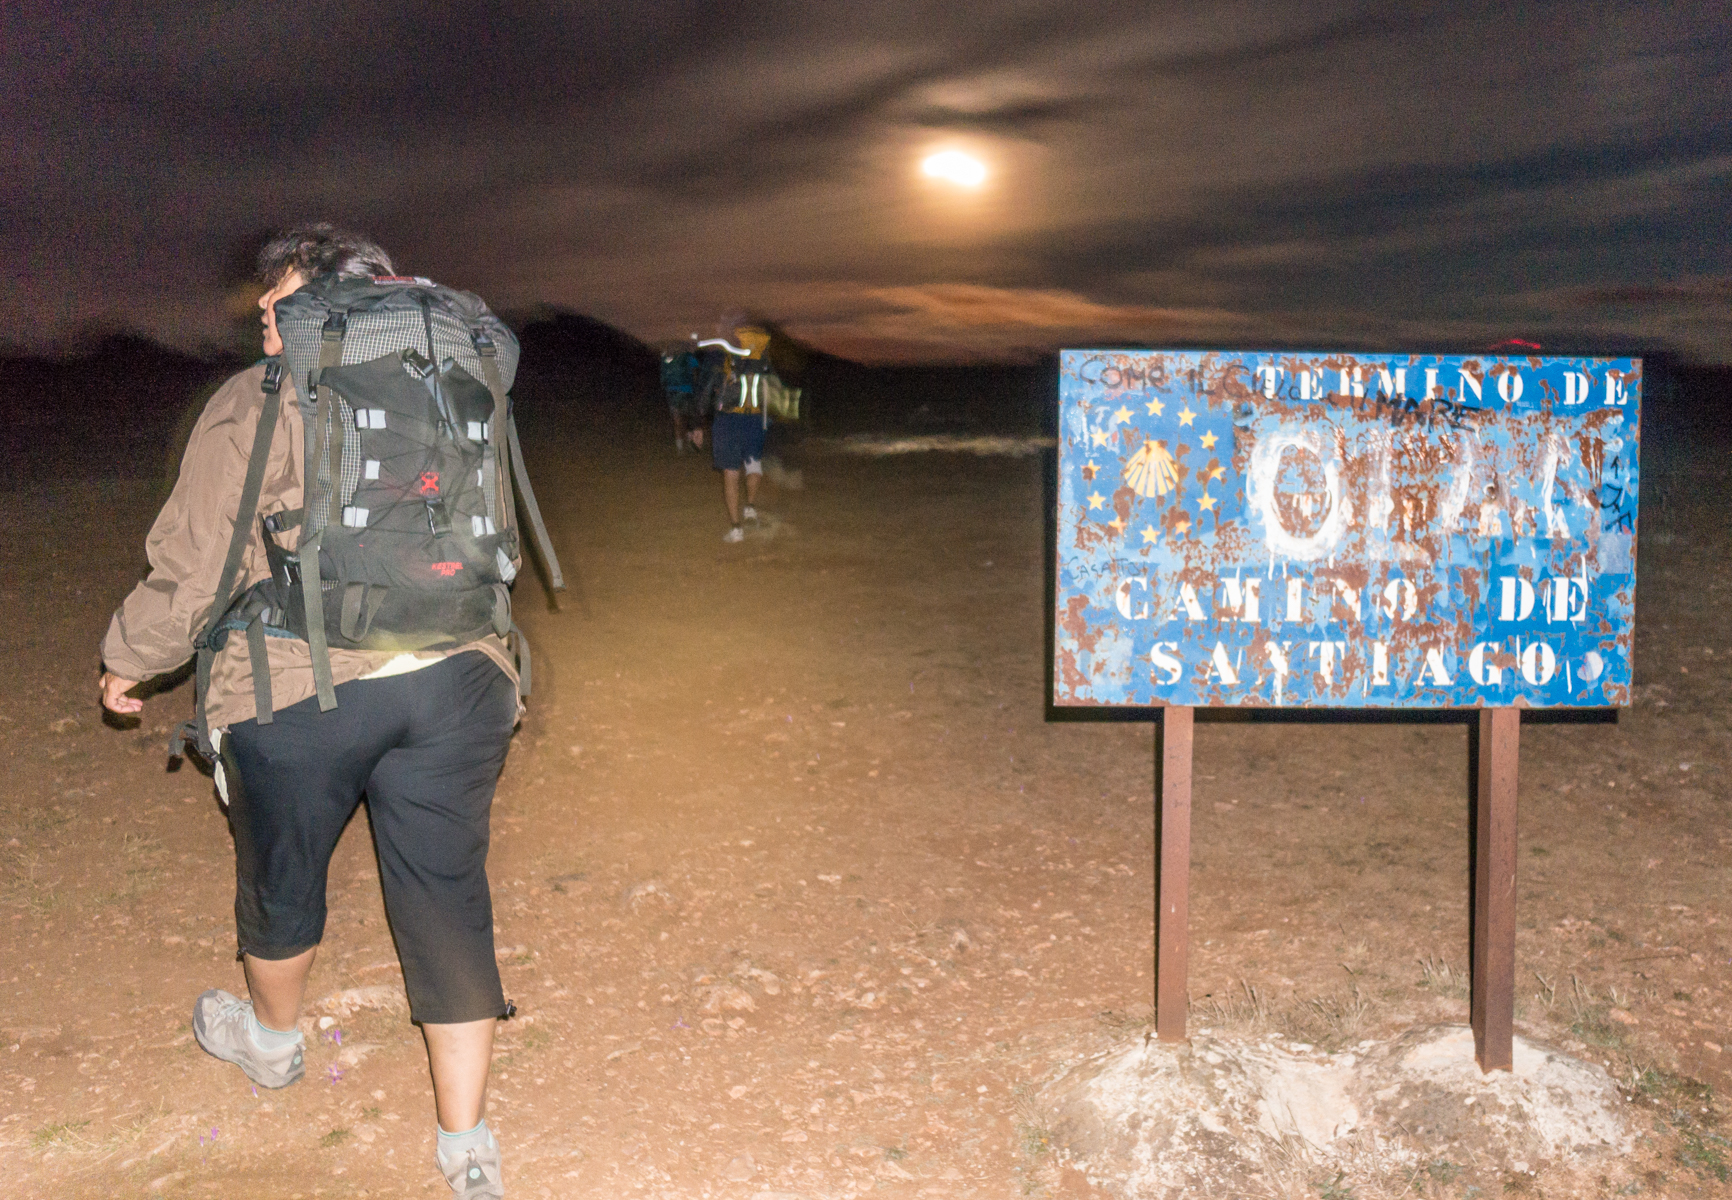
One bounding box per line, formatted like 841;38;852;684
723;468;742;525
424;1019;496;1132
244;947;315;1032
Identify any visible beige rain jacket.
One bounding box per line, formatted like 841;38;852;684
101;362;516;729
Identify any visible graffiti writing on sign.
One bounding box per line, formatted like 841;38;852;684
1054;351;1641;708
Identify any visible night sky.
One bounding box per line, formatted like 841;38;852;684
6;1;1729;362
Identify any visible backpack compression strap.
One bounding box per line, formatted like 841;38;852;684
300;312;347;712
507;411;563;592
474;334;564;593
171;359;284;759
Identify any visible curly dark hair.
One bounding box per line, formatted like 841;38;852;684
256;222;394;284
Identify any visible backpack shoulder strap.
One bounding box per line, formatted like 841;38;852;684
212;360;284;624
171;359;284;759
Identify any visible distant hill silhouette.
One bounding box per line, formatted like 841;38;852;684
3;332;247;402
2;315;1723;485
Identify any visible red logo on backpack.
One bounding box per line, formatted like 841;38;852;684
418;471;440;496
431;562;463;577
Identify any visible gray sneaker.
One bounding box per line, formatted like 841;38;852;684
191;989;305;1089
438;1129;505;1198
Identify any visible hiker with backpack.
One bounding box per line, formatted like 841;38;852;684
99;223;561;1199
701;324;775;543
660;340;705;453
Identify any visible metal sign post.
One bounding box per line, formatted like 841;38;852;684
1154;706;1193;1042
1055;350;1640;1070
1471;706;1521;1070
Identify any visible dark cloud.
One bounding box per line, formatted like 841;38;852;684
901;95;1125;139
3;0;1728;361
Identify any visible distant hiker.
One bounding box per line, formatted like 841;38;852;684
660;341;705;453
701;324;774;543
99;222;562;1200
693;338;730;417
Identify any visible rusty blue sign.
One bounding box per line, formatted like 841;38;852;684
1054;351;1641;708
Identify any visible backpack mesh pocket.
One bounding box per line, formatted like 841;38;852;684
306;397;363;529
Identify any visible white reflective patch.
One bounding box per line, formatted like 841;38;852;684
496;547;518;583
467;420;486;442
476;469;484;486
484;516;496;535
472;514;486;537
365;409;387;429
210;726;226;802
342;506;369;527
364;460;381;480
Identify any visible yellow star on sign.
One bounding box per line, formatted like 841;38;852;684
1081;460;1099;480
1145;398;1164;416
1178;406;1197;427
1107;515;1127;534
1087;491;1105;510
1173;516;1191;535
1091;428;1112;447
1140;525;1160;544
1111;405;1133;425
1197;492;1217;512
1199;430;1218;449
1210;464;1226;481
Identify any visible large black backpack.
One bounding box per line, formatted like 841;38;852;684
173;274;562;759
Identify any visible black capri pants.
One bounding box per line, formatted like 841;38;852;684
220;651;517;1025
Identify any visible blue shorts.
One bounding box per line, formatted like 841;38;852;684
712;411;767;473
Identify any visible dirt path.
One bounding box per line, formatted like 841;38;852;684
3;402;1728;1198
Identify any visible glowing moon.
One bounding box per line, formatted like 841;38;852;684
921;150;988;188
